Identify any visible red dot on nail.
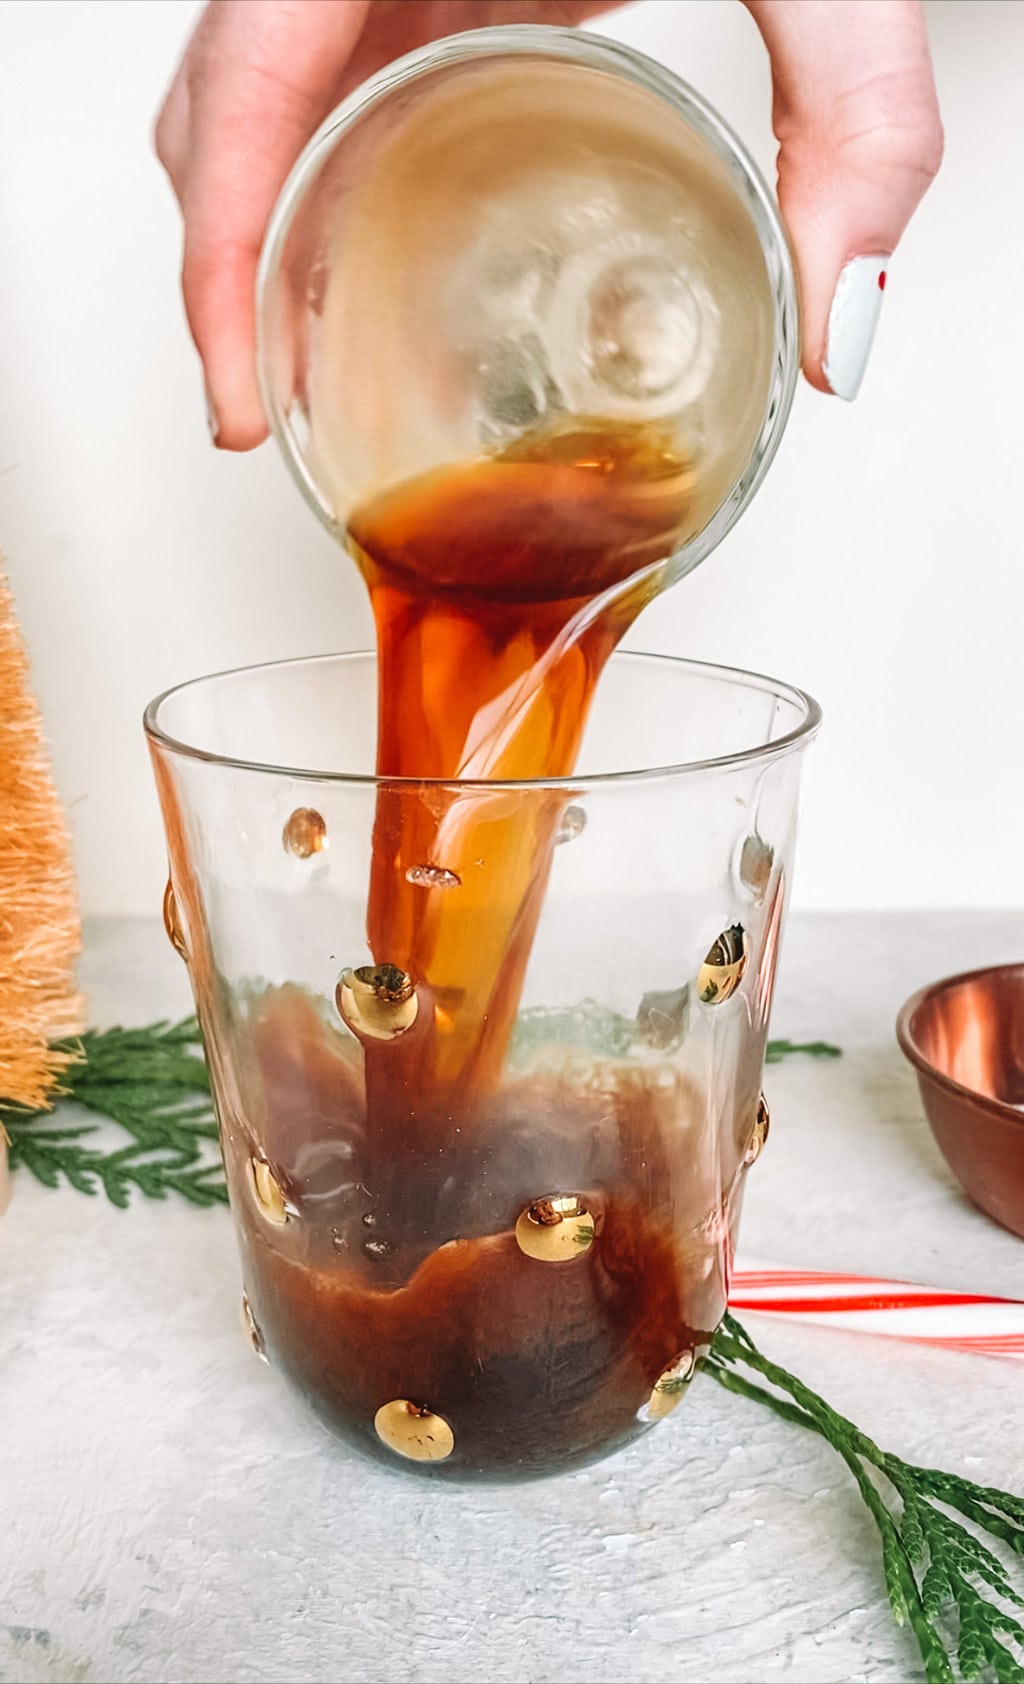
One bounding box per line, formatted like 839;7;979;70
878;271;887;291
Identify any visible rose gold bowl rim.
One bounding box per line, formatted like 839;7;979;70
896;961;1024;1131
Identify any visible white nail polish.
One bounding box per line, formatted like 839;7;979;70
823;255;889;401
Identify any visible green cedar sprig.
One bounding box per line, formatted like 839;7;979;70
4;1018;838;1207
707;1315;1024;1684
2;1019;227;1207
764;1038;842;1064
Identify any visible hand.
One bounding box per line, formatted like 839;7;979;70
745;0;942;399
154;0;617;448
155;0;942;449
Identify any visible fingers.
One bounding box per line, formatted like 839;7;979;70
155;0;621;450
158;0;927;448
155;0;370;449
745;0;943;398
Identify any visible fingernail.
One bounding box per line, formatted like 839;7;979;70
204;386;221;446
823;255;889;401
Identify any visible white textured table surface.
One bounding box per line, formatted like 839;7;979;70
2;912;1022;1684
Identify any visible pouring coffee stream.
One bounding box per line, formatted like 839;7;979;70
229;418;751;1475
346;417;698;1120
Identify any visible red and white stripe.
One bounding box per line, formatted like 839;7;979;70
730;1260;1024;1361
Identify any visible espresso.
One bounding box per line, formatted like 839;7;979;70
349;419;695;1120
232;986;731;1478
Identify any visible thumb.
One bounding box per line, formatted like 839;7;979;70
745;0;943;399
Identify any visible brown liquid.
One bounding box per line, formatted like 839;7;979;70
236;422;746;1478
232;987;734;1479
349;420;695;1120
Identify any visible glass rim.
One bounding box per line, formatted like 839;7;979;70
255;23;800;573
144;649;821;789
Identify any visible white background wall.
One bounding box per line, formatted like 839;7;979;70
0;0;1020;918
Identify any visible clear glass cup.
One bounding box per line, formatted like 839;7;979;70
145;651;819;1482
256;24;799;587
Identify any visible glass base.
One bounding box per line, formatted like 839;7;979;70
226;985;738;1482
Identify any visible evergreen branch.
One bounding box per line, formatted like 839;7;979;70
4;1015;840;1209
5;1126;228;1207
765;1038;842;1063
3;1018;226;1208
708;1316;1024;1683
54;1019;217;1151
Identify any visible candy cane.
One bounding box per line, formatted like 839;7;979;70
730;1260;1024;1361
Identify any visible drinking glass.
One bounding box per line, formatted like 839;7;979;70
256;24;798;586
146;651;819;1481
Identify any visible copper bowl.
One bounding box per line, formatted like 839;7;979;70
897;964;1024;1240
